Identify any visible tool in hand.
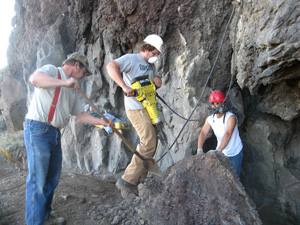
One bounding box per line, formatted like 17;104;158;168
77;88;161;176
130;75;174;165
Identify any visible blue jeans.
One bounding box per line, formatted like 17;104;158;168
24;119;62;225
228;149;243;178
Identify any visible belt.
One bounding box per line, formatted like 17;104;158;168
25;119;60;130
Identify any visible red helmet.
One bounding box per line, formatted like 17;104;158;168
209;90;226;103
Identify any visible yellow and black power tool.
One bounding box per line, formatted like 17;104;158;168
130;75;168;146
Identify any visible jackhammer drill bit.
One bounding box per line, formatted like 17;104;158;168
156;123;174;165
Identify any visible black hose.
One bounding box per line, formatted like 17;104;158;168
157;3;238;163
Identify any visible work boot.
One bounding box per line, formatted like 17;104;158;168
45;215;66;225
116;178;138;201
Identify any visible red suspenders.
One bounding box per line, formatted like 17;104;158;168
48;70;61;122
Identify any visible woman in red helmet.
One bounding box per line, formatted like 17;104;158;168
197;90;243;178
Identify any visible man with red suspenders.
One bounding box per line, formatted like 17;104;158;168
24;52;114;225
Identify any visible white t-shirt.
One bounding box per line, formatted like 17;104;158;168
26;64;84;128
207;111;243;157
115;53;159;110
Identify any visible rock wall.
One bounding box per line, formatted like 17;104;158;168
0;0;299;224
234;1;300;224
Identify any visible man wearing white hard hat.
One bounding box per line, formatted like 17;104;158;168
107;34;163;200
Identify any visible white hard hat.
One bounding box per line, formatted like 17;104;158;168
143;34;163;52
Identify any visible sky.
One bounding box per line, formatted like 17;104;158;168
0;1;16;69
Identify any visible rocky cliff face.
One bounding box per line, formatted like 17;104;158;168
0;0;299;224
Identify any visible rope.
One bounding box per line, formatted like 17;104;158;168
0;180;26;193
0;148;15;163
156;1;243;122
225;0;242;101
0;171;116;193
157;2;239;163
62;171;116;184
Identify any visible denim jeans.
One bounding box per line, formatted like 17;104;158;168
228;149;243;178
24;119;62;225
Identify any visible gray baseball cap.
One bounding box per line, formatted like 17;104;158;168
63;52;92;75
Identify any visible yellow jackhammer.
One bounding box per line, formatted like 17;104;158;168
78;89;161;176
130;75;174;164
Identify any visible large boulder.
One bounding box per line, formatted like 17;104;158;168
139;152;262;225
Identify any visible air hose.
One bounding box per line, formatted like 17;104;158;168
157;1;241;163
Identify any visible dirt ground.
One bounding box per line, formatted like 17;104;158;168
0;153;145;225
